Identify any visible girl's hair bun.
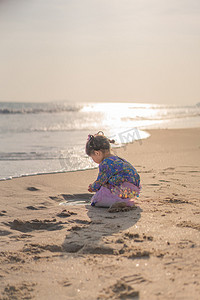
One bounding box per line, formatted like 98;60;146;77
96;131;104;136
85;131;115;155
96;131;115;144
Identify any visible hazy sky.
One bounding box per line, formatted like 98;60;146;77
0;0;200;104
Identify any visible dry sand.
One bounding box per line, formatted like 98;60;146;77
0;128;200;300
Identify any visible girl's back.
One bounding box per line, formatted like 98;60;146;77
100;155;140;187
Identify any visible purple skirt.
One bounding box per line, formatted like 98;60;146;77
91;182;141;207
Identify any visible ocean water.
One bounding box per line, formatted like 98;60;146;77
0;101;200;180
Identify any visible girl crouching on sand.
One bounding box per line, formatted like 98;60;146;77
86;131;141;207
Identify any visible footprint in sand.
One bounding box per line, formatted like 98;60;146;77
98;280;139;300
118;245;151;259
123;232;153;242
116;234;152;258
177;221;200;231
22;243;63;254
4;219;64;232
2;282;36;299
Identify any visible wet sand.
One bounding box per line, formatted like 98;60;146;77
0;128;200;299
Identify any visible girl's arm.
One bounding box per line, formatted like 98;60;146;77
89;162;113;192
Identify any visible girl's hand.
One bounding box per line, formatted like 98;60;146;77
88;184;93;192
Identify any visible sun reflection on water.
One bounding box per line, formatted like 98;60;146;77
80;102;200;132
81;102;167;134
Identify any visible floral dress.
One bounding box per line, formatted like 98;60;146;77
90;156;141;207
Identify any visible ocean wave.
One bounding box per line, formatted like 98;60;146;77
0;104;81;114
0;152;59;161
122;112;200;121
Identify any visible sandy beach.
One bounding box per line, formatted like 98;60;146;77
0;128;200;300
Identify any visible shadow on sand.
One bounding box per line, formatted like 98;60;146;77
61;193;142;255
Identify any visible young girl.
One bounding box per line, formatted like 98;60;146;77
86;131;141;207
